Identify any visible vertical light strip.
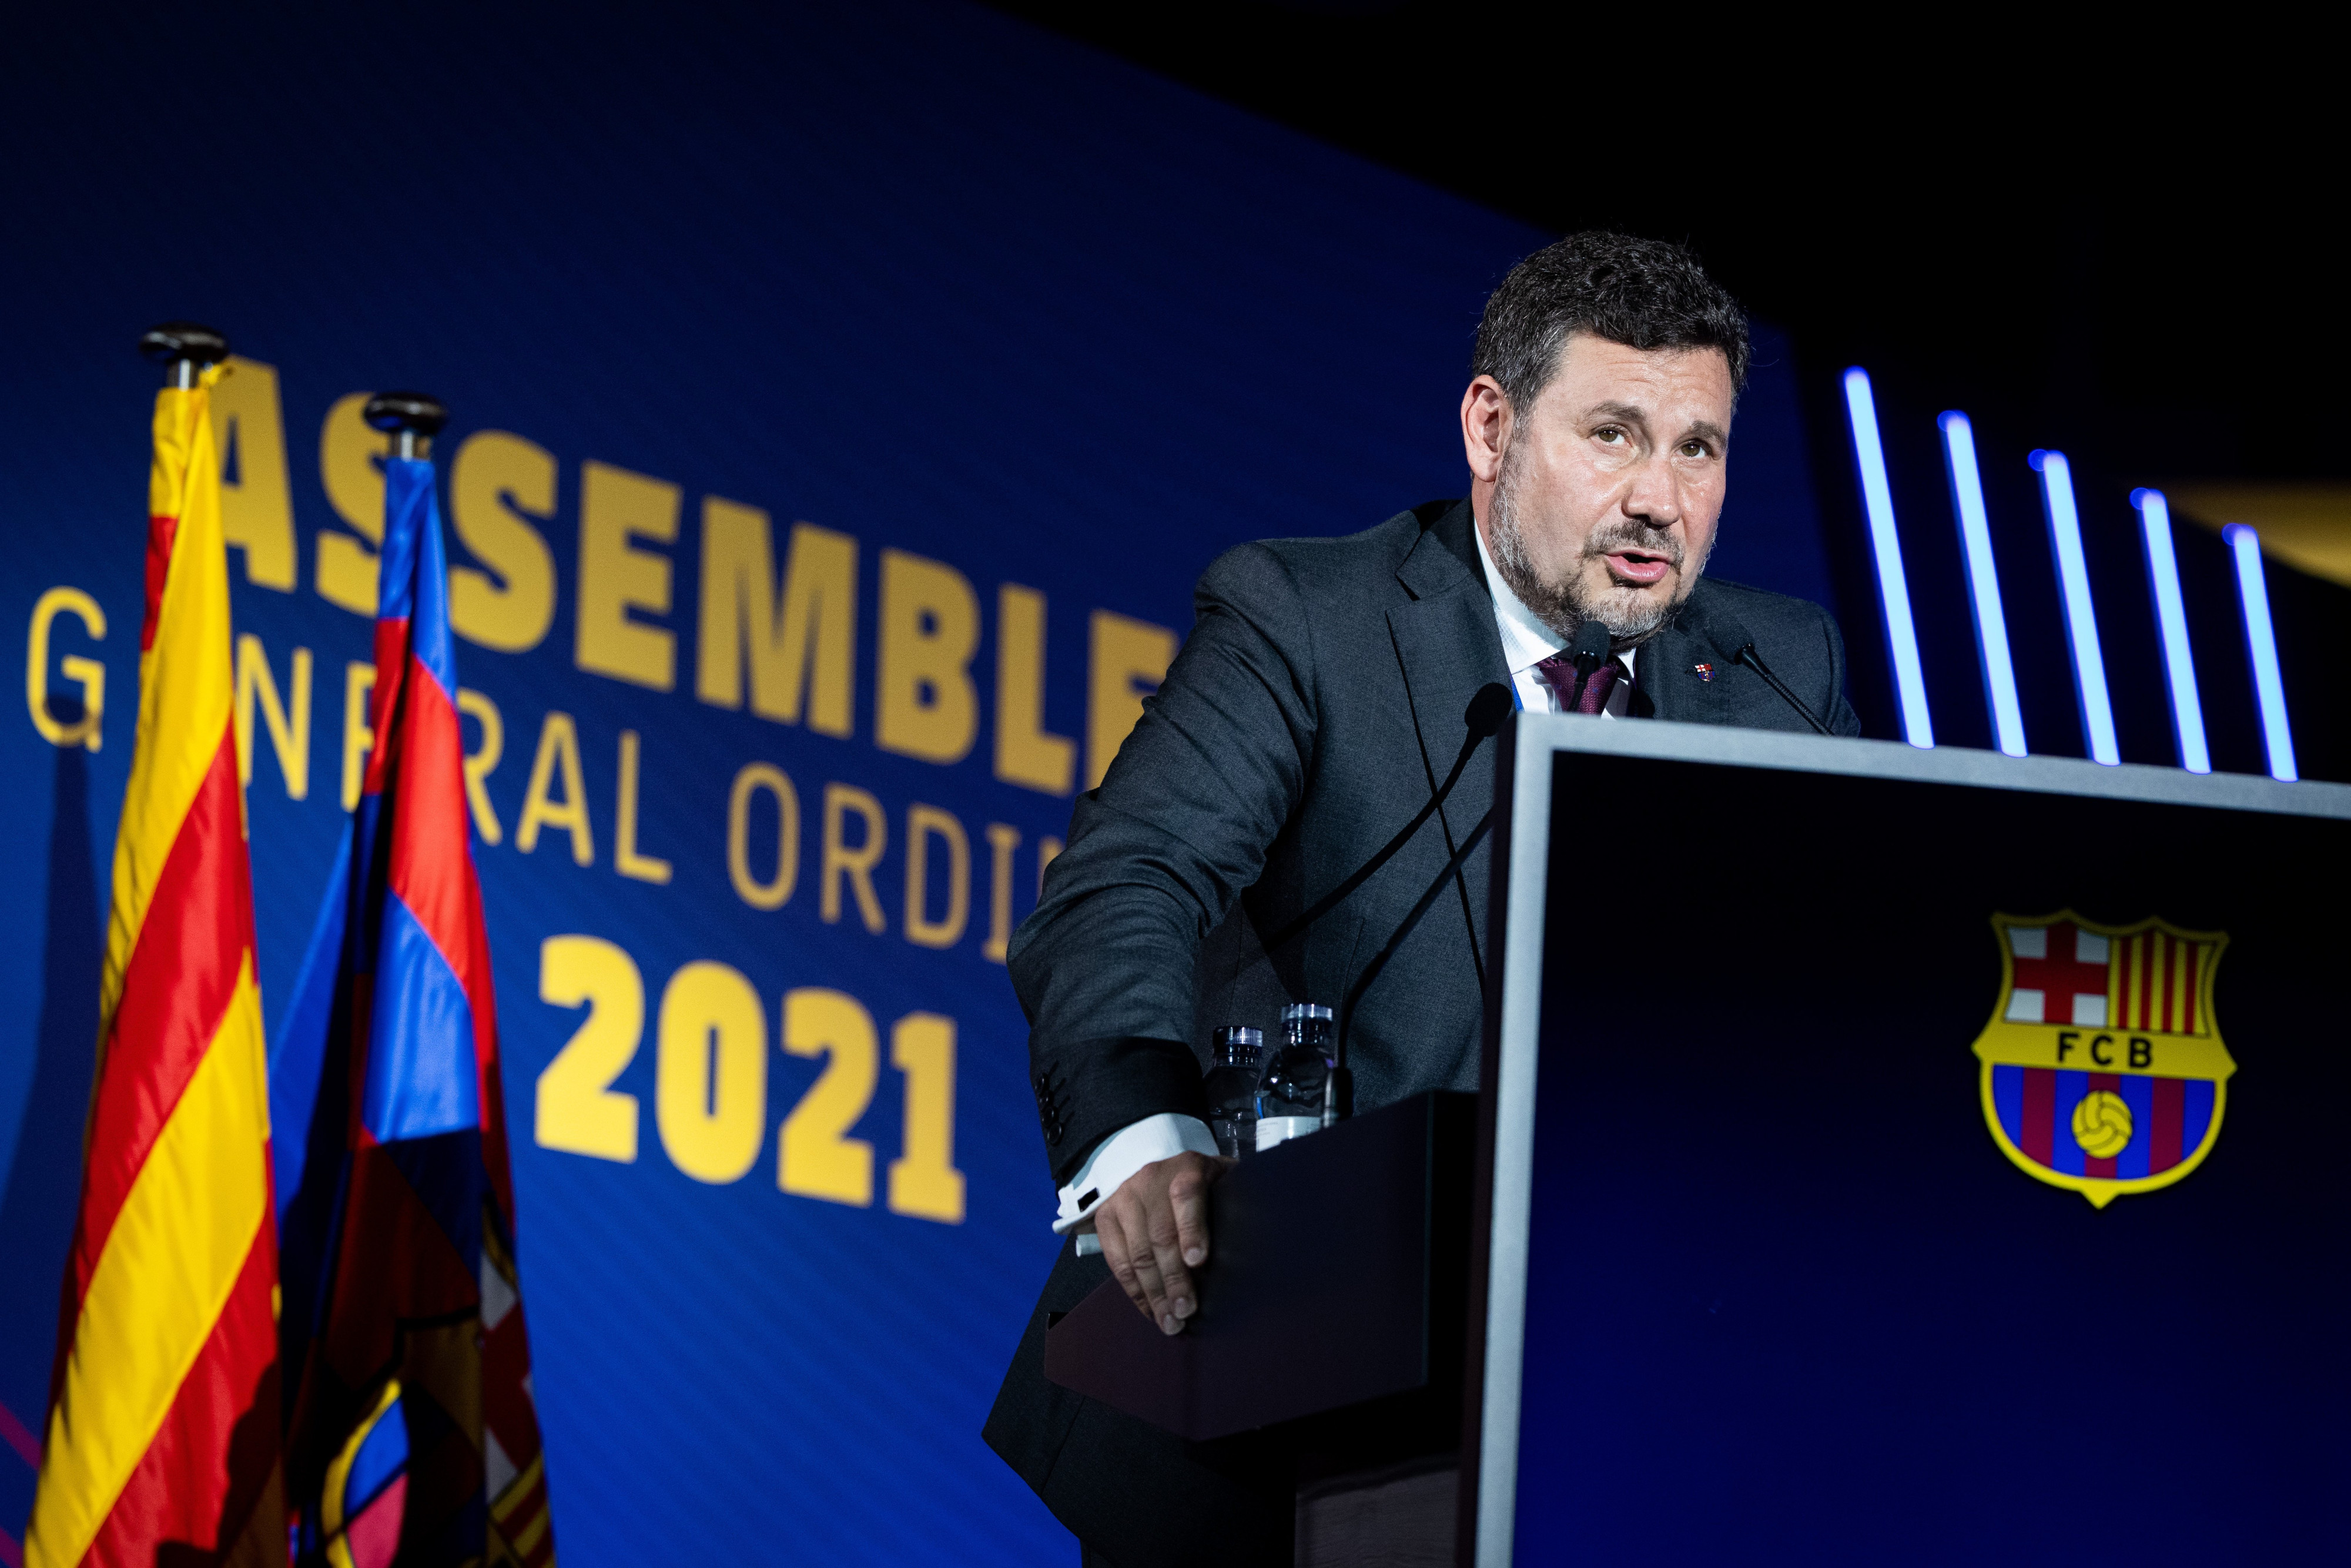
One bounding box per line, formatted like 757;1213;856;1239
2030;450;2119;765
1937;412;2026;756
1841;367;1933;747
2129;488;2211;774
2222;522;2298;782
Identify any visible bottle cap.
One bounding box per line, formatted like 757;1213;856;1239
1280;1003;1334;1022
1213;1025;1262;1050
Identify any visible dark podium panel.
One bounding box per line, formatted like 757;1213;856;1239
1470;719;2351;1567
1045;1091;1473;1443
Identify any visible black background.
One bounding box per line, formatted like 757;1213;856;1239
987;2;2347;777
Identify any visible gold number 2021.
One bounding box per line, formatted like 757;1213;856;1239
533;934;964;1224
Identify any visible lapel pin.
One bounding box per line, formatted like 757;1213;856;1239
1694;662;1714;682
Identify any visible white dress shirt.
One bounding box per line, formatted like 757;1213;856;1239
1052;516;1630;1237
1475;521;1636;716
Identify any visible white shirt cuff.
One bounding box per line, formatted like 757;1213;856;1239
1052;1112;1220;1235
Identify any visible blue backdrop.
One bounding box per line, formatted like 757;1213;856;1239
0;4;1832;1559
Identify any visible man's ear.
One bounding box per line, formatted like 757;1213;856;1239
1460;376;1512;484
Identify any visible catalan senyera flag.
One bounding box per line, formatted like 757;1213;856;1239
29;366;285;1566
272;450;554;1568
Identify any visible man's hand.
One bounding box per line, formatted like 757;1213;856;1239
1094;1150;1232;1336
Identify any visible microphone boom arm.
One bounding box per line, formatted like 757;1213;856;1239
1730;643;1833;736
1327;804;1495;1122
1261;683;1511;954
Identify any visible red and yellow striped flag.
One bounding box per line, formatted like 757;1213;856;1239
28;366;284;1567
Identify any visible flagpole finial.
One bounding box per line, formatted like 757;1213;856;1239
364;391;449;460
138;321;230;388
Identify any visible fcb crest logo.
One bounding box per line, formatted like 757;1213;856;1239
1975;912;2234;1207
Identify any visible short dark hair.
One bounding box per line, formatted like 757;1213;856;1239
1472;232;1750;412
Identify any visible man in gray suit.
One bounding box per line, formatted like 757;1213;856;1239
986;232;1862;1562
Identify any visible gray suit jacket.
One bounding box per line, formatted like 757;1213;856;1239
1008;497;1861;1185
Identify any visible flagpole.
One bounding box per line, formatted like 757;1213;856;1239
137;320;229;386
32;317;284;1568
364;390;448;456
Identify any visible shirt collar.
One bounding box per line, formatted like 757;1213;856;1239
1472;515;1636;678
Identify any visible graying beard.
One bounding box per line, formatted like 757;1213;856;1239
1487;444;1584;641
1486;441;1707;646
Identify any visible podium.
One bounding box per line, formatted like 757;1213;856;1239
1046;716;2351;1566
1043;1090;1474;1444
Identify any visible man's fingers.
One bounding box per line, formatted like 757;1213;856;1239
1145;1200;1193;1334
1099;1211;1156;1320
1128;1249;1172;1326
1118;1206;1173;1322
1170;1164;1211;1271
1150;1241;1192;1334
1091;1154;1225;1336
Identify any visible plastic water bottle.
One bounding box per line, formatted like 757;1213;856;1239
1256;1003;1332;1152
1203;1026;1264;1158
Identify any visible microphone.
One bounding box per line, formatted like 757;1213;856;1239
1681;601;1833;736
1560;619;1613;711
1326;804;1496;1124
1260;682;1512;954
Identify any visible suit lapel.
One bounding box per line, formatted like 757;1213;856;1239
1388;501;1511;975
1643;581;1814;729
1637;618;1736;725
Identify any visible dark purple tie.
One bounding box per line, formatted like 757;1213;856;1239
1535;654;1620;714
